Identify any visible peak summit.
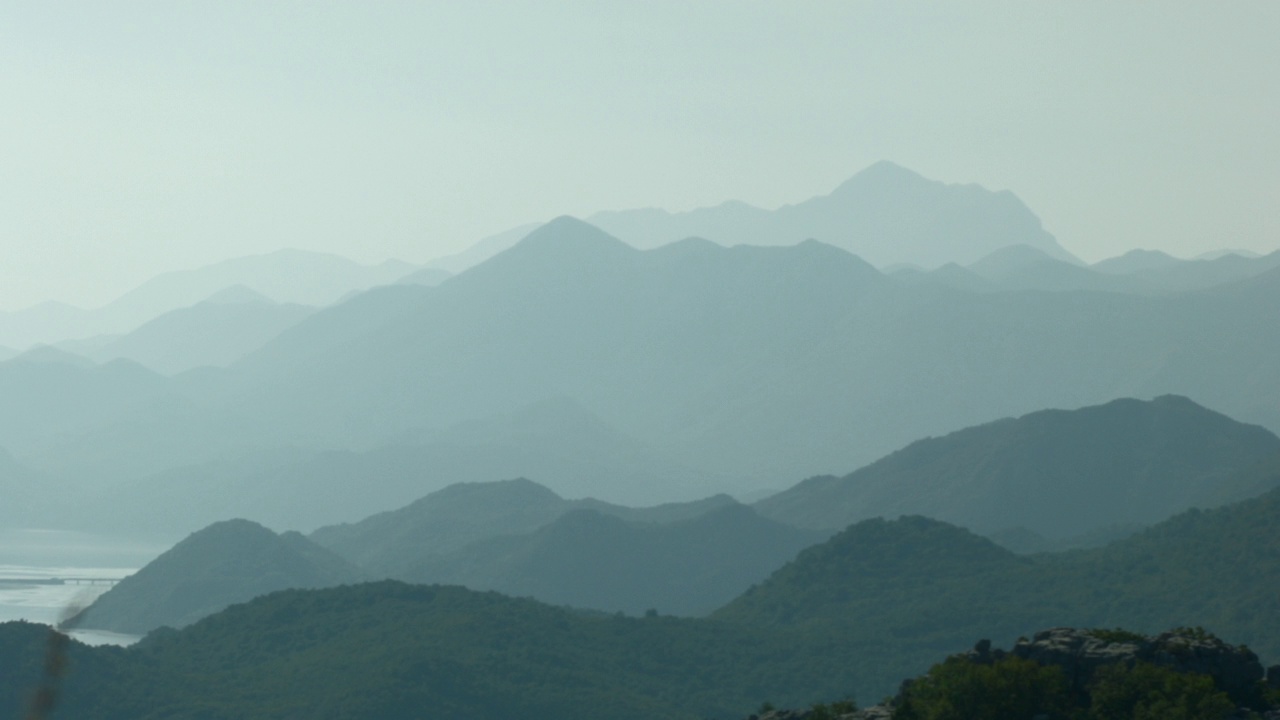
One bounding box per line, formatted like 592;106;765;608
519;216;629;250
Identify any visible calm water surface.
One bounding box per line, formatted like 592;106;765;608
0;528;169;646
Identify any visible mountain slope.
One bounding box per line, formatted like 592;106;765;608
309;477;744;574
439;162;1077;271
0;250;415;349
754;395;1280;539
5;483;1277;717
9;217;1280;509
71;518;364;634
400;504;822;616
67;295;315;375
718;483;1280;696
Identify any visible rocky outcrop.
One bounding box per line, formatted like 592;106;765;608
961;627;1266;702
749;627;1275;720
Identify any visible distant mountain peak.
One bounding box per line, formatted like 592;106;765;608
502;216;634;259
1091;248;1182;275
10;345;95;368
830;159;928;193
968;243;1063;278
201;284;277;306
430;477;565;504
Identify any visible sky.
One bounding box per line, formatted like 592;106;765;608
2;2;1278;311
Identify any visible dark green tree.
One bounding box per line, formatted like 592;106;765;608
894;656;1070;720
1088;662;1234;720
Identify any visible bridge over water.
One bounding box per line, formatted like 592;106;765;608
0;577;122;586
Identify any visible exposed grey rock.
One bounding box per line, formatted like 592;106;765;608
744;626;1274;720
1002;627;1265;700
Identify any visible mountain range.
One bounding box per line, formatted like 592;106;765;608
755;395;1280;541
0;249;420;349
56;287;316;375
5;214;1280;534
921;242;1280;295
69;393;1280;632
34;473;1280;718
429;161;1078;273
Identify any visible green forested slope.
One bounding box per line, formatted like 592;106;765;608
3;484;1276;718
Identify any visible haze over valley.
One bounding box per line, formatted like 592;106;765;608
3;4;1279;719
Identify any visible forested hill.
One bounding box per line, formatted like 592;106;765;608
71;519;364;635
0;483;1275;718
717;485;1280;693
754;394;1280;541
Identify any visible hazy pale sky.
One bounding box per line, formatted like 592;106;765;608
2;2;1278;310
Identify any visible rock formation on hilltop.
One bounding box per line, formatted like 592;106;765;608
749;627;1279;720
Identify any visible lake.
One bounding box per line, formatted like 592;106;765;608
0;528;170;646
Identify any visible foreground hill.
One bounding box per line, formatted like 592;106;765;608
1;482;1277;717
767;627;1275;720
718;485;1280;694
755;395;1280;541
3;584;854;720
72;519;364;635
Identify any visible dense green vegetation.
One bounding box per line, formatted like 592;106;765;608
719;486;1280;695
895;656;1238;720
2;583;867;720
895;656;1073;720
3;481;1273;718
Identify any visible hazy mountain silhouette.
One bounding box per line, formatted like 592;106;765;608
219;218;1280;487
755;396;1280;540
0;354;182;482
394;266;453;286
1091;248;1184;274
59;396;734;537
6;217;1280;512
98;249;415;322
205;218;895;486
1196;248;1262;260
431;162;1077;272
309;477;743;574
965;244;1136;293
0;249;416;349
942;245;1280;296
58;293;315;375
596;161;1078;267
71;518;364;635
0;447;47;524
423;222;541;273
398;503;821;616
